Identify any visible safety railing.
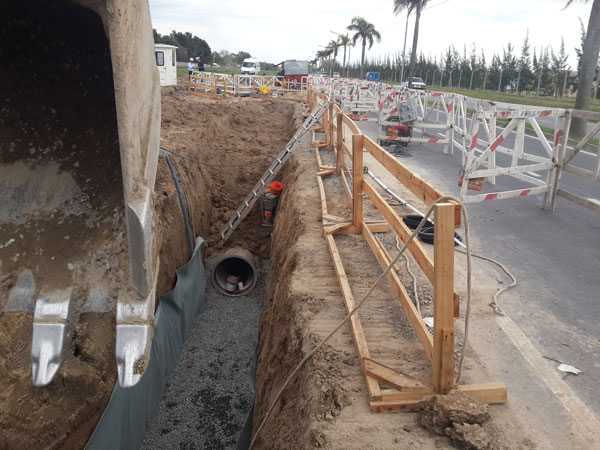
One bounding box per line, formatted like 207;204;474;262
308;86;507;412
311;75;600;214
189;71;308;98
549;109;600;213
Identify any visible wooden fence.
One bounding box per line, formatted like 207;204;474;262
308;86;507;412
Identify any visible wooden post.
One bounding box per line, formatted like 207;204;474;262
336;112;344;174
433;203;455;394
352;134;364;232
328;104;335;149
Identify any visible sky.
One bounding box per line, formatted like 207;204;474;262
149;0;593;67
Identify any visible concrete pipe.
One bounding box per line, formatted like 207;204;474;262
212;247;258;296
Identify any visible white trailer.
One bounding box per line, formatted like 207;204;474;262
154;43;177;86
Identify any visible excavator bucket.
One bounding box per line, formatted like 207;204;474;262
1;0;161;387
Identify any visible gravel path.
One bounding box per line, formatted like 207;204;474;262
141;257;267;450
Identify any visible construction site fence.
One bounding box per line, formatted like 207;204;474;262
188;71;308;97
308;75;600;214
307;85;507;411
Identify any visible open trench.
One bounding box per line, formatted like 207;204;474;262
140;90;304;449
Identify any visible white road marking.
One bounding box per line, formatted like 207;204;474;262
526;171;542;178
497;314;600;447
566;146;596;157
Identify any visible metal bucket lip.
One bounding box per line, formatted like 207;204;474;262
211;247;257;297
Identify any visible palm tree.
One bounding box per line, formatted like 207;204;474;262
402;0;429;80
327;39;342;76
338;34;352;76
393;0;417;82
347;17;382;78
564;0;600;136
315;49;329;72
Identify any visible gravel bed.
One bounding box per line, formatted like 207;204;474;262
141;256;267;450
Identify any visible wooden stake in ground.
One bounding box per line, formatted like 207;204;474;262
433;202;456;394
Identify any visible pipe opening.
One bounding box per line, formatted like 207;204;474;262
212;249;257;296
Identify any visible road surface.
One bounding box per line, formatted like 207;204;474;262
357;116;600;416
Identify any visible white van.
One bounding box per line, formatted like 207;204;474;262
241;57;261;75
154;43;177;86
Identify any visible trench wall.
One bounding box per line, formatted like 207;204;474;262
252;137;350;448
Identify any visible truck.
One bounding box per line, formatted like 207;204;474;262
276;59;308;88
241;57;261;75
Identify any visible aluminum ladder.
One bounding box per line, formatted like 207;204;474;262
220;98;330;242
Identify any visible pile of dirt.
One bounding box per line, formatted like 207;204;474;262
155;91;299;294
418;390;492;449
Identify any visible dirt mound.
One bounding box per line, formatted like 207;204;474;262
418;390;493;450
0;312;116;450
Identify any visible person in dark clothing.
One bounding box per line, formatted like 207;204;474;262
196;57;205;72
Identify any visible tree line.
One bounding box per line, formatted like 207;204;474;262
343;32;592;99
314;0;599;135
153;29;277;70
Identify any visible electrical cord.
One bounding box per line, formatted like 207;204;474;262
396;235;421;315
249;195;471;449
456;248;516;315
160;148;194;253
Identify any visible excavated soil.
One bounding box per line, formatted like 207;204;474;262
155;89;299;294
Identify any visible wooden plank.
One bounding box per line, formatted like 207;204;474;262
341;170;353;203
323;214;348;223
324;233;382;401
336;112;344;174
318;165;336;171
373;382;507;411
557;189;600;214
342;113;361;135
352;134;364;232
362;136;447;207
325;222;354;235
562;164;597;182
371;399;420;413
457;382;507;404
433;203;456;394
317;168;336;177
316;175;328;217
328;104;335;150
362;222;434;360
366;222;390;233
363;180;460;315
364;358;429;391
342;142;352;160
363;180;435;281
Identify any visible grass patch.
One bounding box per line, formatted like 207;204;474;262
496;117;599;146
433;86;600;114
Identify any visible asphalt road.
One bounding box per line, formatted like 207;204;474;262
357;118;600;415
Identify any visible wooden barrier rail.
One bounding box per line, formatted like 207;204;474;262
309;86;507;412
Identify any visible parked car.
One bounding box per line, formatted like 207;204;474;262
333;72;340;78
408;77;426;90
212;62;219;67
241;57;261;75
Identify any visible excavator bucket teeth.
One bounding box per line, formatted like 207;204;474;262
31;291;74;387
1;0;161;389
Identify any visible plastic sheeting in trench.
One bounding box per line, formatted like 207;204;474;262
85;237;206;450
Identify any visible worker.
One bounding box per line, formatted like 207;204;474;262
188;58;195;79
196;57;205;72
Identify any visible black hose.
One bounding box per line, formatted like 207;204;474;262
160;147;194;254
